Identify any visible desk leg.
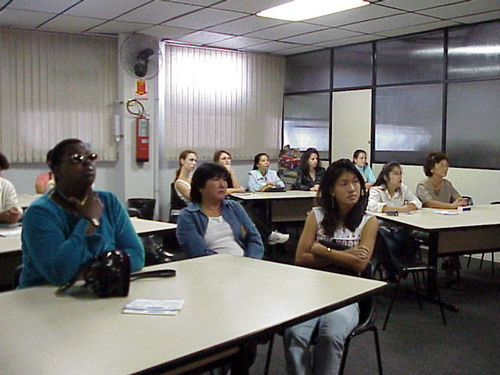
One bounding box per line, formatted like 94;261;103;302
427;232;458;312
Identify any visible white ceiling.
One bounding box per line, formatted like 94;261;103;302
0;0;499;55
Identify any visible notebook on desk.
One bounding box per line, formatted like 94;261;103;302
265;186;286;192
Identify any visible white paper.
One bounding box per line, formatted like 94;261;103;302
122;299;184;316
432;210;459;216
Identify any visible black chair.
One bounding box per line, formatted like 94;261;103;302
378;227;446;330
126;207;142;218
264;263;383;375
169;182;187;223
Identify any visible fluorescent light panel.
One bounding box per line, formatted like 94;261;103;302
257;0;369;21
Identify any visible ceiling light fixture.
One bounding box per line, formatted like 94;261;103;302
257;0;369;21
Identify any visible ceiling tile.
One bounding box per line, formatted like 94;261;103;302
177;30;232;44
163;8;246;29
87;20;151;34
273;44;326;55
141;24;195;39
38;15;105;33
344;12;438;33
307;3;404;27
116;1;201;24
66;0;151;19
453;10;500;24
8;0;80;13
169;0;222;6
242;40;301;53
281;28;361;44
318;34;383;48
0;9;55;29
378;19;459;37
205;15;286;35
245;22;326;40
416;0;500;19
206;36;268;49
212;0;290;14
378;0;469;12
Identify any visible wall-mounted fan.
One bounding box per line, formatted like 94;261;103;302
119;33;163;80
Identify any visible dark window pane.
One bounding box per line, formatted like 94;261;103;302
333;43;372;88
446;79;500;169
448;21;500;80
374;84;442;164
283;93;330;151
285;50;330;93
377;31;444;85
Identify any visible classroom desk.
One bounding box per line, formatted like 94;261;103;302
230;190;316;224
372;204;500;300
0;218;177;290
17;193;42;209
0;255;386;375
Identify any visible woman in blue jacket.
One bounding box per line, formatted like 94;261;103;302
176;162;264;259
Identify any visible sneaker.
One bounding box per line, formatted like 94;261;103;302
267;230;289;245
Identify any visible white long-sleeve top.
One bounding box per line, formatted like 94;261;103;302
367;183;422;213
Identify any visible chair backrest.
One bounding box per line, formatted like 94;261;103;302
357;262;376;326
377;227;418;268
127;207;142;218
170;182;187;210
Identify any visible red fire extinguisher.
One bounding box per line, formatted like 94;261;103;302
136;116;149;162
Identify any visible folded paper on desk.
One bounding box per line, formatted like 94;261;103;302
0;226;22;237
123;299;184;315
432;210;459;215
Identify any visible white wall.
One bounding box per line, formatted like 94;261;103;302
372;164;500;205
331;90;372;161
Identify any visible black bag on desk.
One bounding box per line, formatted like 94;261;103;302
57;249;131;298
265;186;286;192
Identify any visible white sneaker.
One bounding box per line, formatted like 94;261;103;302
267;230;290;245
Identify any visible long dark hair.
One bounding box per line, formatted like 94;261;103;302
298;148;320;176
190;163;230;203
253;153;269;170
175;150;197;180
374;161;401;189
317;158;367;235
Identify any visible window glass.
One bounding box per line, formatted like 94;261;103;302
374;84;442;164
377;31;444;84
446;79;500;169
333;43;372;88
285;50;330;92
283;93;330;151
448;21;500;80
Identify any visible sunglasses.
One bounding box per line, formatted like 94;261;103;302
68;153;98;164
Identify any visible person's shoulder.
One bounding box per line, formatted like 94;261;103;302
96;190;117;202
417;177;430;186
0;176;14;187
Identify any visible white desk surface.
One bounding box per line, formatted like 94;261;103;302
0;255;386;375
0;218;176;255
372;204;500;231
231;190;317;200
17;193;42;208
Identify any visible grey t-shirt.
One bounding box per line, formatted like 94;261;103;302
416;177;460;204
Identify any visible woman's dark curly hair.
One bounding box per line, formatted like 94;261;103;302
317;158;367;236
298;148;321;176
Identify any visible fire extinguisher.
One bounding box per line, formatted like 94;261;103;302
136;116;149;162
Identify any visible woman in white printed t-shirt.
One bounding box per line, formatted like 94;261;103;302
283;159;378;375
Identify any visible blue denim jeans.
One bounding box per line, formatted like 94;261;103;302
283;303;359;375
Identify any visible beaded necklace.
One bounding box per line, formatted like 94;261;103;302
56;187;88;206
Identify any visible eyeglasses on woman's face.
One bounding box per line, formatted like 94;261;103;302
68;153;98;164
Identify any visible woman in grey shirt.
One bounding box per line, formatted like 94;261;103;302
416;152;468;288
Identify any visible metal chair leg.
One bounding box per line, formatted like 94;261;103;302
263;334;275;375
383;275;402;330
